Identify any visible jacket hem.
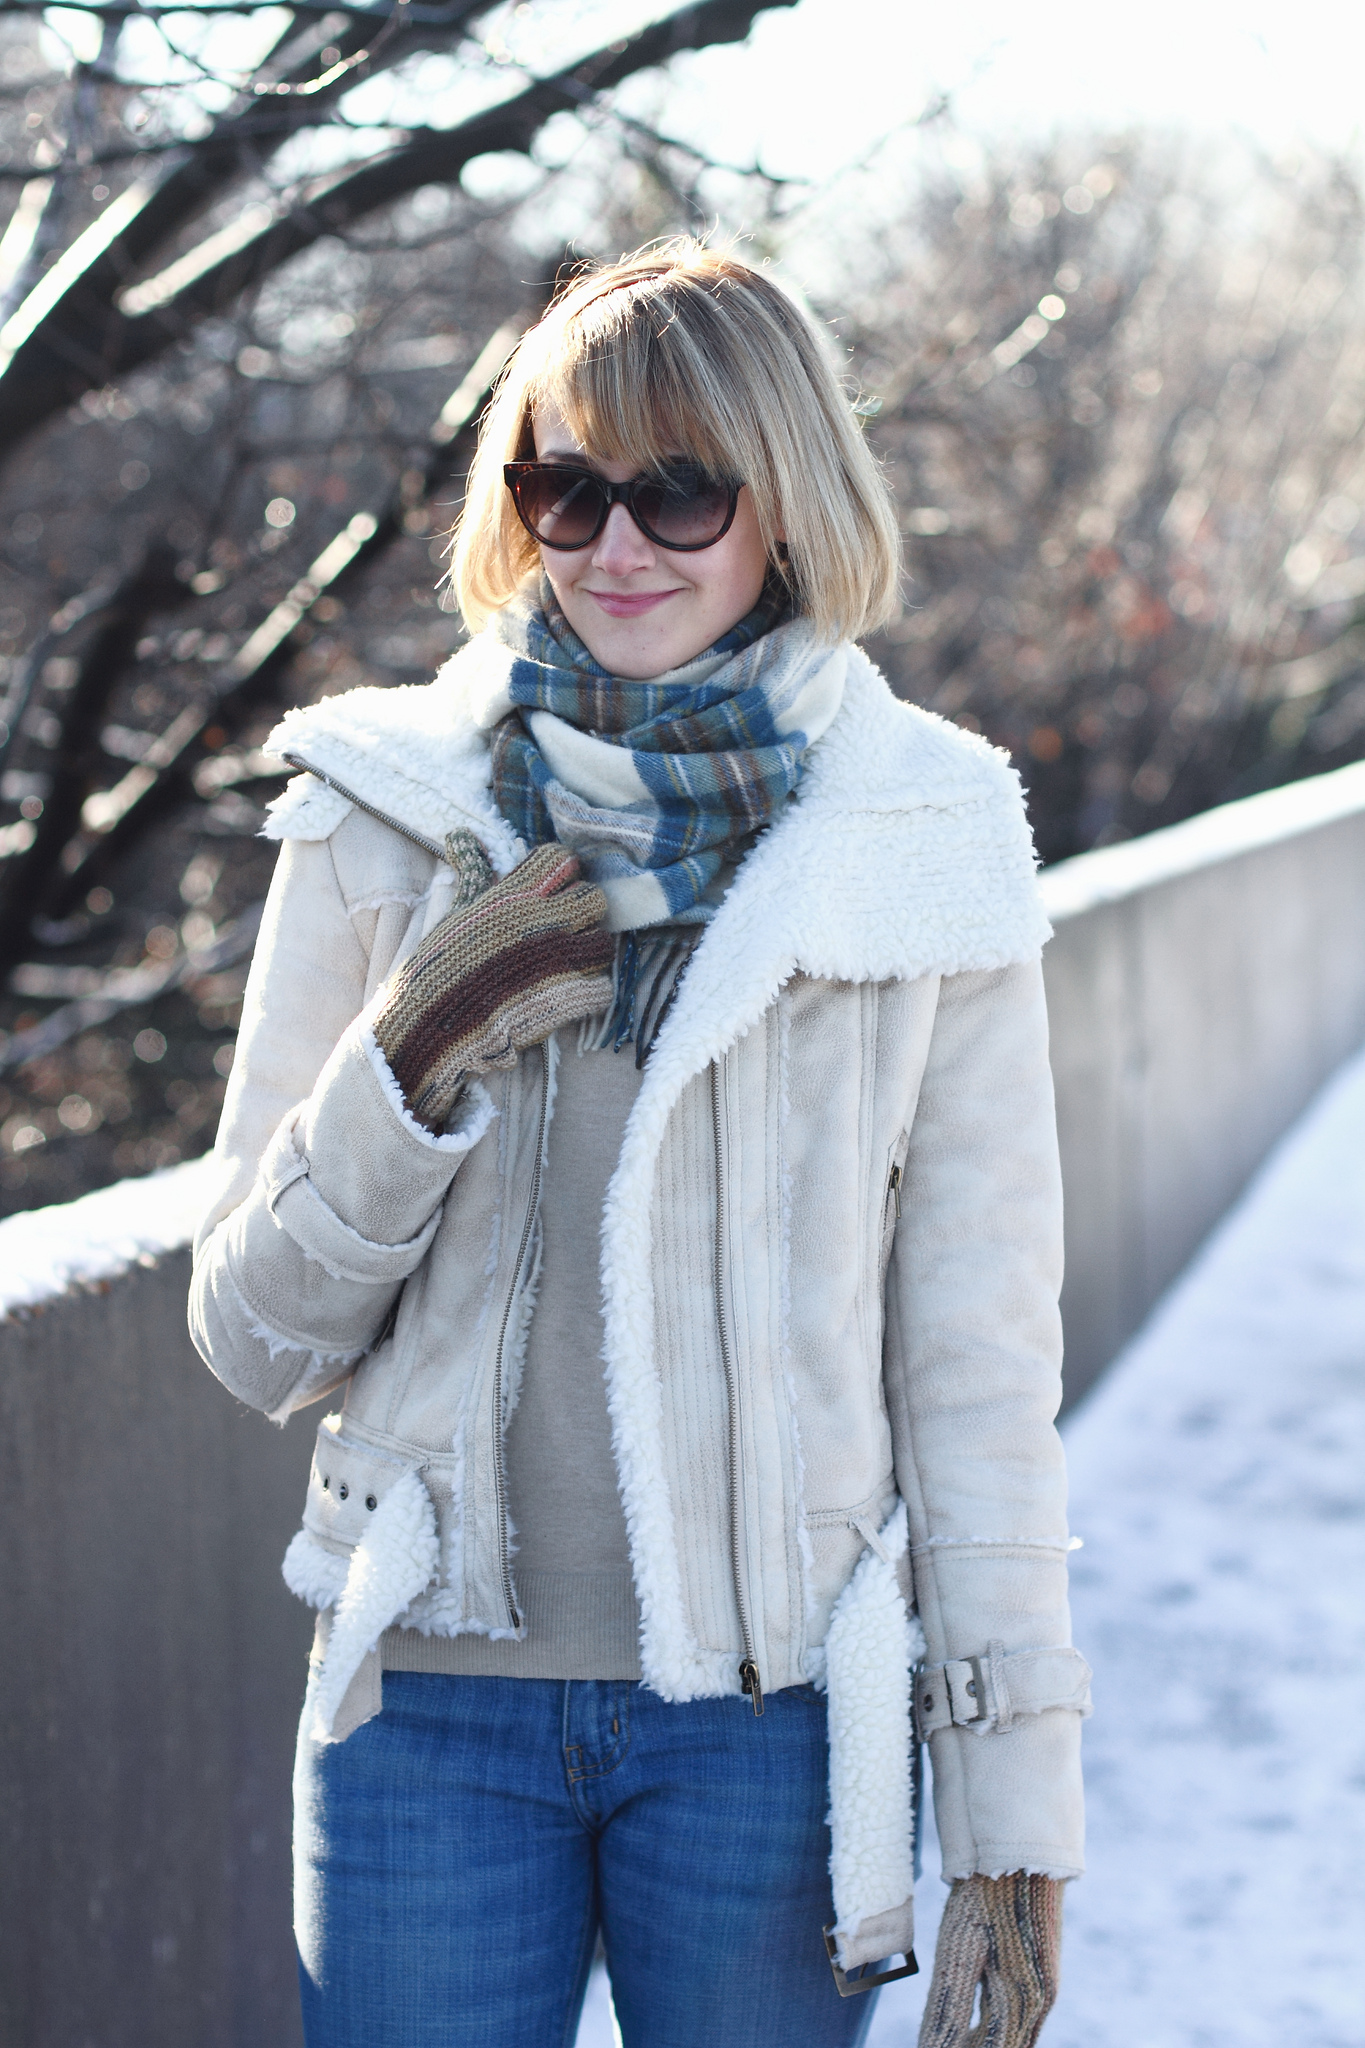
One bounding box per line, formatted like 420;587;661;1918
831;1898;916;1974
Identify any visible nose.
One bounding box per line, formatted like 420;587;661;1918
591;500;657;577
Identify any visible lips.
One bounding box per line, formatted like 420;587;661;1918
587;588;683;618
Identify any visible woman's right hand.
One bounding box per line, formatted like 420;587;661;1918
372;831;615;1130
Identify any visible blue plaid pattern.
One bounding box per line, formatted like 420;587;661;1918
489;576;803;925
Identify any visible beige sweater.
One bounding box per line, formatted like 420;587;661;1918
383;1037;644;1679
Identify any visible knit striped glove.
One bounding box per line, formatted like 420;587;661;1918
918;1874;1062;2048
372;831;614;1131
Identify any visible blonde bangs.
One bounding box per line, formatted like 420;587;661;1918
450;242;901;645
531;296;738;481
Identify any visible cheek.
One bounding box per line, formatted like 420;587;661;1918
538;544;587;591
703;512;771;610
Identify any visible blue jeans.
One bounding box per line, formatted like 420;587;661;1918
294;1672;881;2047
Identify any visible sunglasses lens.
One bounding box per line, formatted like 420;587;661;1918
633;470;734;547
514;468;605;548
508;463;737;550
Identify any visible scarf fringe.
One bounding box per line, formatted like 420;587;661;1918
579;930;702;1067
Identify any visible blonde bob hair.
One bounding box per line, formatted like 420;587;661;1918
450;241;901;645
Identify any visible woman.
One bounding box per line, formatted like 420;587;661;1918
191;242;1090;2048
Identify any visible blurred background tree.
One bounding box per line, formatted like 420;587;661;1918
0;0;1363;1213
845;138;1365;861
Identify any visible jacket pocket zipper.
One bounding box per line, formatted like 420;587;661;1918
489;1042;549;1631
878;1155;905;1289
710;1058;764;1718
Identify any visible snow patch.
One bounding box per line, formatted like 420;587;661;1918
0;1153;218;1319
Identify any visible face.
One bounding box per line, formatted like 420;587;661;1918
530;402;774;678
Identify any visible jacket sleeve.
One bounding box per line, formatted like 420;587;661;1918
188;831;494;1420
882;958;1087;1882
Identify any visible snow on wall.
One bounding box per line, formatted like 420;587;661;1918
1039;754;1365;920
0;1152;217;1319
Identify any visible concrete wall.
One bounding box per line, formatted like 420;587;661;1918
1042;758;1365;1403
0;1258;312;2048
3;758;1365;2041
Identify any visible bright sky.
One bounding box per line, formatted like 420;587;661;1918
645;0;1365;181
36;0;1365;248
41;0;1365;171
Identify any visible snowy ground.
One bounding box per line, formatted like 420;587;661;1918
578;1046;1365;2047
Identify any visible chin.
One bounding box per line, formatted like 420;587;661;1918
594;645;681;680
575;621;692;677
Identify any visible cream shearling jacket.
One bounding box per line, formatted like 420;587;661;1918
189;638;1090;1973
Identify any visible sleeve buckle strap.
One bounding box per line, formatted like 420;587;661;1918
912;1642;1093;1740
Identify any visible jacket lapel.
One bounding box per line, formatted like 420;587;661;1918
597;648;1052;1693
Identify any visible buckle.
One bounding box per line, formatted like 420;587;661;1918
945;1653;990;1727
822;1927;918;1997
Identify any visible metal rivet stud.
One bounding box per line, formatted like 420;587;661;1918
338;1482;348;1500
966;1680;977;1697
365;1494;377;1511
922;1693;934;1710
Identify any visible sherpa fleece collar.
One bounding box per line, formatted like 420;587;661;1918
264;633;1050;1001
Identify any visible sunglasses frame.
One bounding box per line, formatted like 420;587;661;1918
503;461;741;553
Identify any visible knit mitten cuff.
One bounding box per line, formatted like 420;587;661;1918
918;1873;1062;2048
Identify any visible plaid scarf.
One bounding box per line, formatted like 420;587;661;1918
476;576;844;933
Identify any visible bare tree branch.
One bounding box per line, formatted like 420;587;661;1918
0;0;794;456
0;901;263;1073
5;305;533;938
0;0;489;436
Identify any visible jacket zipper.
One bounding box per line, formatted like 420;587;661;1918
888;1161;902;1220
279;750;449;861
489;1040;549;1631
710;1058;764;1717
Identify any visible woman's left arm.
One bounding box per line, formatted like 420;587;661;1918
882;957;1089;1883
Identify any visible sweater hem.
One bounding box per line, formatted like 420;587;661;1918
381;1568;643;1680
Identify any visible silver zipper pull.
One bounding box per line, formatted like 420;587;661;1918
888;1162;902;1220
740;1658;765;1717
